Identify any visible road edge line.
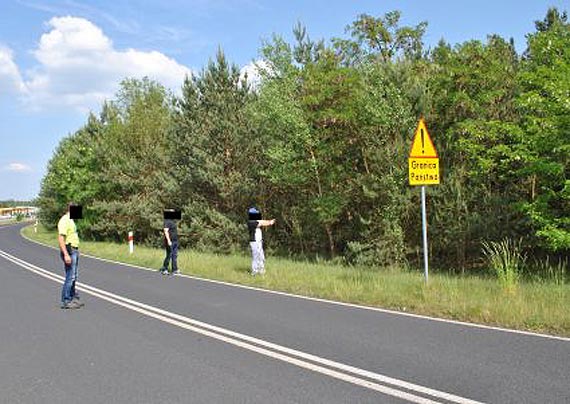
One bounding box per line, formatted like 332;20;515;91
19;225;570;342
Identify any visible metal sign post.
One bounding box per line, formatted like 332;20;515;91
408;118;439;283
421;186;429;282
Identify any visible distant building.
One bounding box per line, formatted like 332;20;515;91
0;206;38;219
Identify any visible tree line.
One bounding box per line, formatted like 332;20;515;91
0;200;35;207
37;8;569;274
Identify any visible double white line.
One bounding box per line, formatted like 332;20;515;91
0;249;483;404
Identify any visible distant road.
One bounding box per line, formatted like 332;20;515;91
0;223;568;403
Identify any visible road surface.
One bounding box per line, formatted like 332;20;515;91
0;223;568;403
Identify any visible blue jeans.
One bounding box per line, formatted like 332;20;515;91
162;241;178;273
61;246;79;304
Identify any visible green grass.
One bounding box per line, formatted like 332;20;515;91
22;225;570;337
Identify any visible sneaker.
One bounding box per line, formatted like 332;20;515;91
171;270;179;275
61;300;80;309
72;297;85;307
161;270;169;275
69;300;82;309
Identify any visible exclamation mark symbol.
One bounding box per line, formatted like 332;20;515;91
421;128;425;154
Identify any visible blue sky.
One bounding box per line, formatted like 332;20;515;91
0;0;568;200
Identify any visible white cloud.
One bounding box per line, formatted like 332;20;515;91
10;16;192;112
5;163;32;172
239;59;270;90
0;45;26;94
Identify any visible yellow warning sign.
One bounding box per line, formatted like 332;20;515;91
408;119;440;186
409;158;440;185
409;118;438;158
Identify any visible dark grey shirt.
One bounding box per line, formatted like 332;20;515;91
164;219;178;243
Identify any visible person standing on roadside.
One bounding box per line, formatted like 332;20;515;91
247;207;275;275
161;209;179;275
58;203;84;309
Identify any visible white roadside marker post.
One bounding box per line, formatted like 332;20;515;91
128;231;134;254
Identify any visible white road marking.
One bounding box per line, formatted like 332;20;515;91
19;228;570;343
0;248;484;404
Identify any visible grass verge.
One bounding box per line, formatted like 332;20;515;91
22;225;570;337
0;219;31;226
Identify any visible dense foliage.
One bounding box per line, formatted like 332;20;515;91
37;8;569;272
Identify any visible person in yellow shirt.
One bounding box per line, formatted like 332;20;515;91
58;203;83;309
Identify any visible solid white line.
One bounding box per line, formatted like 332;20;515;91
20;229;570;343
0;249;484;404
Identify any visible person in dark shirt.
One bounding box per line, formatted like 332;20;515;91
161;210;179;275
247;207;275;275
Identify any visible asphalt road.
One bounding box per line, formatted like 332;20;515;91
0;223;568;403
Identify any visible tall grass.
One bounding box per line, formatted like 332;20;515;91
21;225;570;337
526;256;568;285
482;238;526;293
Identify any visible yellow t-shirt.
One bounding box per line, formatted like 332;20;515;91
58;213;79;248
